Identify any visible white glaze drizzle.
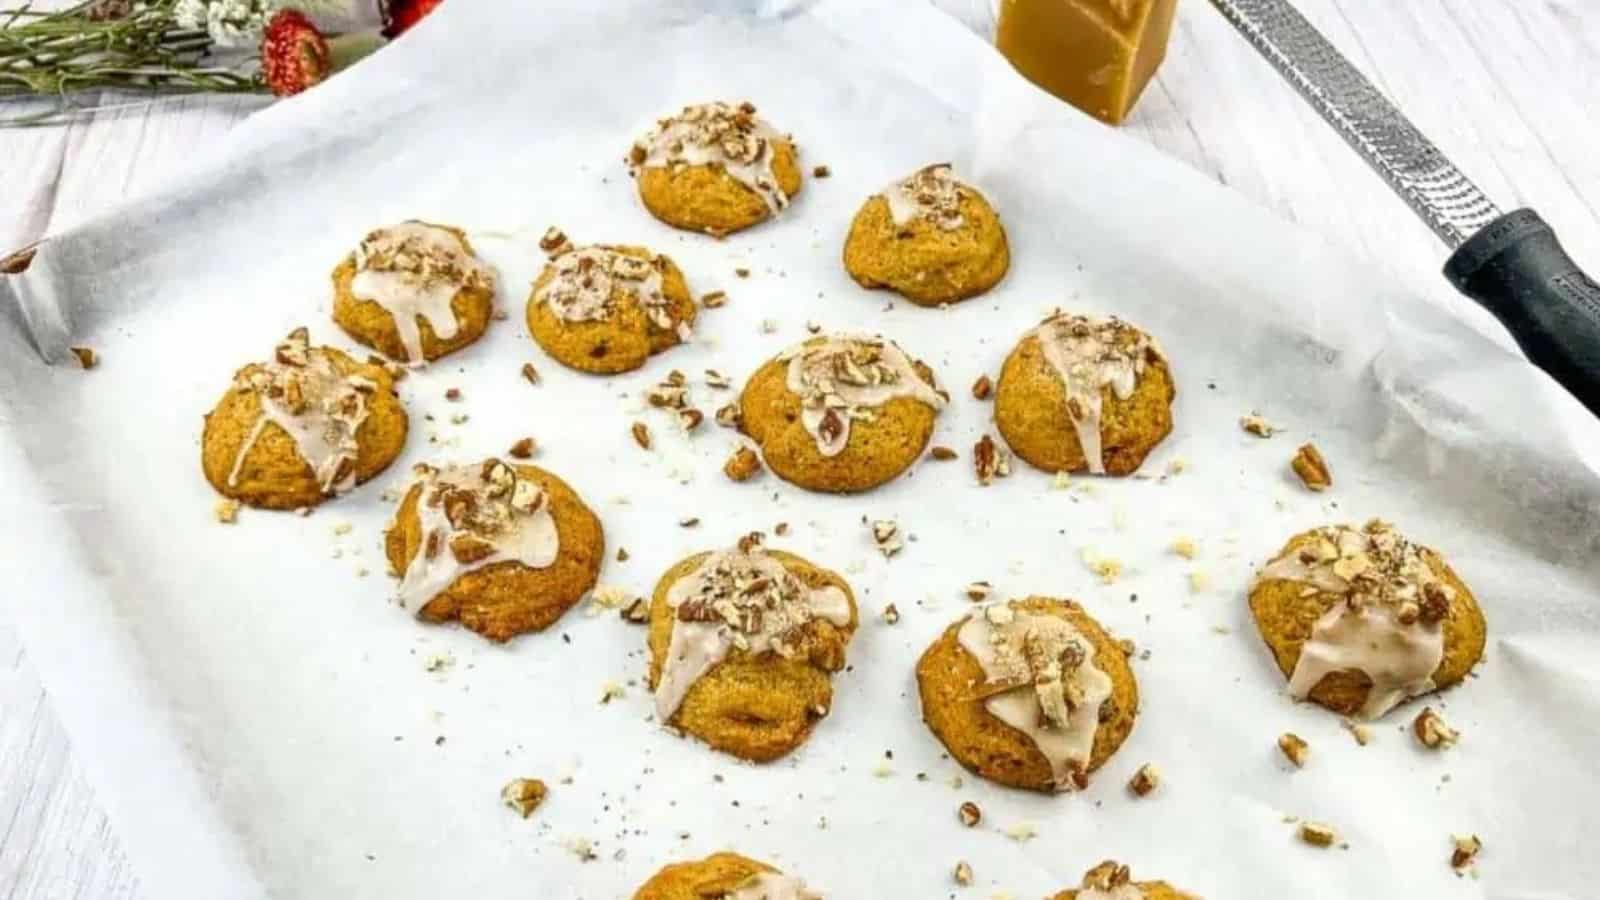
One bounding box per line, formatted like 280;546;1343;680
1031;312;1164;475
395;460;558;615
349;221;495;365
533;244;686;338
724;873;823;900
1253;520;1452;719
655;538;851;722
227;328;376;496
778;335;946;458
628;101;792;215
957;603;1113;792
882;163;967;231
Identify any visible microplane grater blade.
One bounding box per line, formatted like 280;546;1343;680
1208;0;1501;248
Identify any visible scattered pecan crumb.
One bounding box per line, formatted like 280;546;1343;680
678;408;704;432
870;518;903;557
1450;834;1482;871
1241;413;1276;437
813;164;831;178
958;801;981;827
964;581;992;602
701;291;728;309
622;597;650;624
70;346;98;369
444;387;461;401
500;778;548;818
1291;443;1332;491
970;374;993;400
1171;537;1198;559
1004;822;1037;841
678;517;700;528
735;267;750;278
714;403;743;428
214;498;240;524
599;681;625;704
617;547;630;562
704;369;731;389
953;861;973;885
760;318;778;334
881;603;900;625
424;651;453;673
973;434;1010;485
448;413;469;425
805;320;822;334
1082;548;1122;584
631;421;652;450
1278;732;1310;768
1344;721;1373;746
928;445;958;461
508;437;537;459
1298;822;1337;848
1413;707;1459;749
520;362;541;385
1127;763;1160;797
1188;571;1211;593
723;446;763;482
538;226;571;257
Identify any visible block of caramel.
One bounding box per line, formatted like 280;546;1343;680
996;0;1180;125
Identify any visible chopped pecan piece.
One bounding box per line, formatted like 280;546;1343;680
1413;707;1459;749
723;446;763;482
1291;443;1332;491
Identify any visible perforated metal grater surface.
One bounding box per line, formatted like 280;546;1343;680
1208;0;1503;248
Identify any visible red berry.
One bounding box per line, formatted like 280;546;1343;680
260;10;331;98
385;0;445;38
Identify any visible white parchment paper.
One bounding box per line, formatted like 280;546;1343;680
4;1;1599;898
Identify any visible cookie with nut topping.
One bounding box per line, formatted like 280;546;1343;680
647;534;857;762
201;327;407;510
995;312;1174;476
632;851;822;900
738;333;947;493
526;233;697;374
843;164;1009;306
1049;860;1198;900
1249;519;1485;719
384;458;604;642
331;221;497;365
917;596;1138;793
626;101;803;237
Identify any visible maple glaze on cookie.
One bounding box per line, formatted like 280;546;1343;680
647;533;856;762
1249;519;1485;719
843;163;1009;305
917;597;1138;793
738;333;947;493
201;327;407;510
632;852;822;900
627;101;802;236
331;221;497;364
995;312;1174;476
384;458;604;642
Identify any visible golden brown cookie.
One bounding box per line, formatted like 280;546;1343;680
917;597;1138;793
201;327;406;511
738;334;947;494
632;851;820;900
384;458;604;643
627;101;802;236
842;164;1009;306
526;235;697;375
331;221;496;365
996;312;1174;477
1248;519;1486;719
1050;860;1198;900
647;535;857;762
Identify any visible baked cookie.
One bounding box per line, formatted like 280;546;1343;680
648;533;857;762
632;851;821;900
331;221;497;365
738;334;947;493
917;597;1138;793
201;327;406;510
1248;519;1486;720
995;312;1174;476
1049;860;1198;900
526;230;697;375
384;458;604;643
626;101;802;237
842;163;1009;305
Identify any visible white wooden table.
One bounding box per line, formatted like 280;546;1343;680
2;2;1596;896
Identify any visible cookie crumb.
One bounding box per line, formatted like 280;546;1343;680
1165;457;1187;476
1051;471;1072;490
622;597;650;624
964;581;992;602
1004;822;1037;842
1291;443;1332;491
214;498;241;524
1344;720;1373;746
735;267;751;278
599;681;625;704
70;346;98;369
928;445;958;461
630;421;652;450
501;778;547;818
520;363;541;385
1127;763;1160;797
444;387;461;401
1081;548;1123;584
813;164;831;178
1298;822;1336;848
1188;570;1211;593
953;860;973;885
1241;413;1276;437
970;374;993;400
1413;707;1459;749
958;801;981;827
1171;537;1198;559
1278;732;1309;768
508;437;537;459
723;446;763;482
774;522;790;536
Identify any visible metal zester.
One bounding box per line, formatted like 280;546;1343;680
1209;0;1600;417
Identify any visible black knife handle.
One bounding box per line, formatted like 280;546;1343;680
1444;208;1600;418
